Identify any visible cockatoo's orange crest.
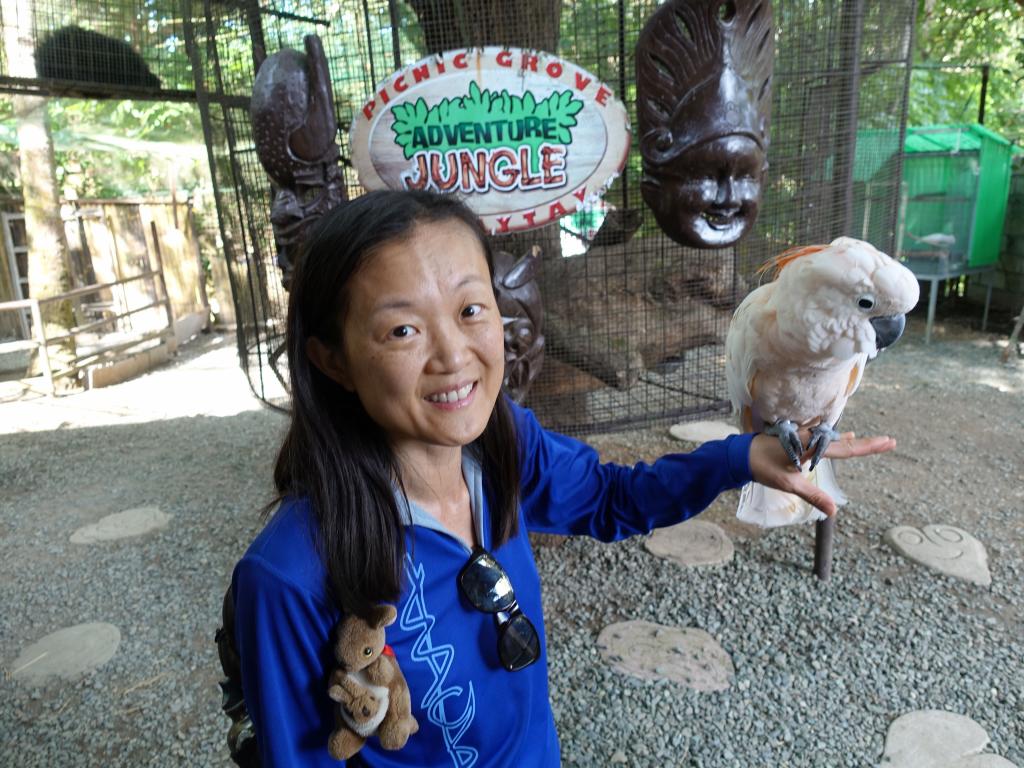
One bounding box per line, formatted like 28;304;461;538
756;244;829;282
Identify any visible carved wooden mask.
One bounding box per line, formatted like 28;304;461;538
251;35;346;289
636;0;773;248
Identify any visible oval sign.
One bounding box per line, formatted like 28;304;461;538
351;47;631;235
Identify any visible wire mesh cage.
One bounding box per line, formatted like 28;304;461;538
192;0;918;431
0;0;195;99
0;0;918;433
898;124;1015;272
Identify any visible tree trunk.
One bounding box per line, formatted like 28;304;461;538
408;0;564;260
2;0;79;388
409;0;562;53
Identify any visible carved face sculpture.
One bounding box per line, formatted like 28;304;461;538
491;247;545;403
636;0;774;248
251;35;346;288
267;161;345;287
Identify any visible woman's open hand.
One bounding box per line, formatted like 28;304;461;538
748;431;896;517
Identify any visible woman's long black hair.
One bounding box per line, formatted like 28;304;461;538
273;190;521;620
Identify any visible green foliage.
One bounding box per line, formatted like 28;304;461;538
50;99;203;143
0;96;209;200
390;80;584;162
911;0;1024;145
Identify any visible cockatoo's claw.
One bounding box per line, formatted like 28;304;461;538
764;419;803;468
807;423;842;471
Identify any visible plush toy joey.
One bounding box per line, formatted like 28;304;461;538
326;604;419;760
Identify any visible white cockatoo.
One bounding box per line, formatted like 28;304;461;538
725;237;920;527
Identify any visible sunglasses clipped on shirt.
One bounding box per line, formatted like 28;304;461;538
457;546;541;672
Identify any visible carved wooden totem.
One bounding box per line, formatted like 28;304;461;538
251;34;346;289
636;0;773;248
492;246;545;403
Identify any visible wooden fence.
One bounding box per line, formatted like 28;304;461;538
0;266;175;392
0;197;213;342
0;197;223;388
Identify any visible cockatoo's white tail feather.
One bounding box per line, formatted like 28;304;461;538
736;458;845;528
812;457;847;507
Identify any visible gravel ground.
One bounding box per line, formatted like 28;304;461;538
1;315;1022;767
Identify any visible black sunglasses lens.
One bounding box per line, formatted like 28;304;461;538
460;552;515;613
459;549;540;672
498;613;540;672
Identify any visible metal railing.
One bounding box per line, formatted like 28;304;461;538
0;268;176;394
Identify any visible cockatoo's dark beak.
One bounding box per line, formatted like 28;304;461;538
870;314;906;350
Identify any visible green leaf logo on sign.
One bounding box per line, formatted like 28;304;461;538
351;47;631;234
391;81;584;158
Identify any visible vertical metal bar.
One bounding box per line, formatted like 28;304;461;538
982;278;992;331
617;0;628;210
243;0;268;72
222;103;269;399
362;0;378;87
29;299;54;394
978;64;990;125
861;181;872;239
835;0;865;234
889;3;918;256
196;0;267;398
387;0;402;69
894;181;908;259
184;3;243;339
926;278;938;344
206;0;268;392
813;516;835;581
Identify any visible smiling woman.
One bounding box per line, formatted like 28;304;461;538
275;191;522;603
227;189;897;767
306;215;506;469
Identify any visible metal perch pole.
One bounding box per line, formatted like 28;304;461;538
814;516;836;580
1002;304;1024;364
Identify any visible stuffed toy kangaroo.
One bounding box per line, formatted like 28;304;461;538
326;604;419;760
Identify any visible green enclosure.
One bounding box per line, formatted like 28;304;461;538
899;124;1016;269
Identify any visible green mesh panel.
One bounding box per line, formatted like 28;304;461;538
900;124;1014;268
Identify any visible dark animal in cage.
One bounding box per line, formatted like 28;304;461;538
636;0;773;249
34;26;161;89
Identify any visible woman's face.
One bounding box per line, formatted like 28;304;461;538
333;219;505;455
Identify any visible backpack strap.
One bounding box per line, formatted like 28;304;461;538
217;587;260;767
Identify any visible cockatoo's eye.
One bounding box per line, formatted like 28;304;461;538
857;294;876;312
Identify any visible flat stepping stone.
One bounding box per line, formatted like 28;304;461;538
645;519;734;567
668;420;739;444
884;524;991;586
70;506;171;544
10;622;120;684
881;710;1019;768
596;620;733;692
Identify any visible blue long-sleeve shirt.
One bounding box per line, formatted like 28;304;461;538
232;402;754;766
